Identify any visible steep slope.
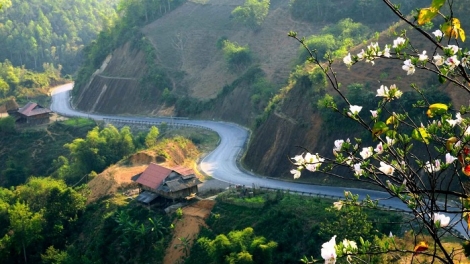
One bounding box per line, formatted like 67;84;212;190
244;24;470;179
73;0;318;119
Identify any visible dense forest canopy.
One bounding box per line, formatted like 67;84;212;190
0;0;119;74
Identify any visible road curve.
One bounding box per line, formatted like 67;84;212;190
49;83;406;205
51;83;469;237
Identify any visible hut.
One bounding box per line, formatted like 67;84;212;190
15;102;51;125
134;163;201;203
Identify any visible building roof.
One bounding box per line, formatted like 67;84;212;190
171;165;194;176
158;175;202;193
17;102;51;117
135;163;201;193
135;163;172;189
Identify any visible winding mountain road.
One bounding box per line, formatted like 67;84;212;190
50;83;469;236
50;83;401;204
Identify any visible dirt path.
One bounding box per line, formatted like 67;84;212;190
163;200;216;264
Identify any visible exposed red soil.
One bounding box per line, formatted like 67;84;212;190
163;200;216;264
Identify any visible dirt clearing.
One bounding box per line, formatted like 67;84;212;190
163;200;216;264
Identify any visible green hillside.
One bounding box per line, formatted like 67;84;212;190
0;0;118;74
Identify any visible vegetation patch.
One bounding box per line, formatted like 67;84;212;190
185;190;404;264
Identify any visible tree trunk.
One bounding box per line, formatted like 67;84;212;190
22;240;27;263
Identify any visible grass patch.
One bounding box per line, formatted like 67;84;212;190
61;117;96;127
161;126;220;154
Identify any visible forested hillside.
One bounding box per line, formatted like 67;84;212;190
0;0;118;74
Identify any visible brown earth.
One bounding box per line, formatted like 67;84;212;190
86;139;201;204
163;199;215;264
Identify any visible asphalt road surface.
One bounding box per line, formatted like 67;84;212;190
51;83;468;236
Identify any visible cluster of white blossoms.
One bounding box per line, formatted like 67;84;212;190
376;84;403;100
290;152;325;179
343;42;391;66
343;32;470;77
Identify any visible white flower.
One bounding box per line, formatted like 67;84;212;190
367;42;380;56
290;168;302;179
357;49;365;60
333;139;345;152
389;84;403;99
418;50;428;61
402;59;415;75
433;212;450;227
446;113;463;127
360;147;373;159
349;105;362;115
446;55;461;69
304;152;315;163
465;126;470;136
432;29;443;39
353;163;363;176
333;201;343;211
291;154;305;165
343;53;352;66
445;153;457;164
462;57;469;68
374;142;384;154
445;45;460;55
376;85;389;97
389;231;393;237
425;160;441;172
392;37;406;48
304;152;324;172
386;136;395;146
433;54;445;66
342;239;358;250
379;162;395;175
370;110;378;118
382;45;391;58
321;236;337;263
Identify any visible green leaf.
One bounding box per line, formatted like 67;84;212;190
431;0;445;10
438;75;446;83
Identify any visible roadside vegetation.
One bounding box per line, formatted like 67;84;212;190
185;190;405;264
0;61;63;105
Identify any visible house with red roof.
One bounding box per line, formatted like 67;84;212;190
134;163;201;203
14;102;51;125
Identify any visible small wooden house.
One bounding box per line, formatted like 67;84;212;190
134;163;201;203
15;102;51;125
